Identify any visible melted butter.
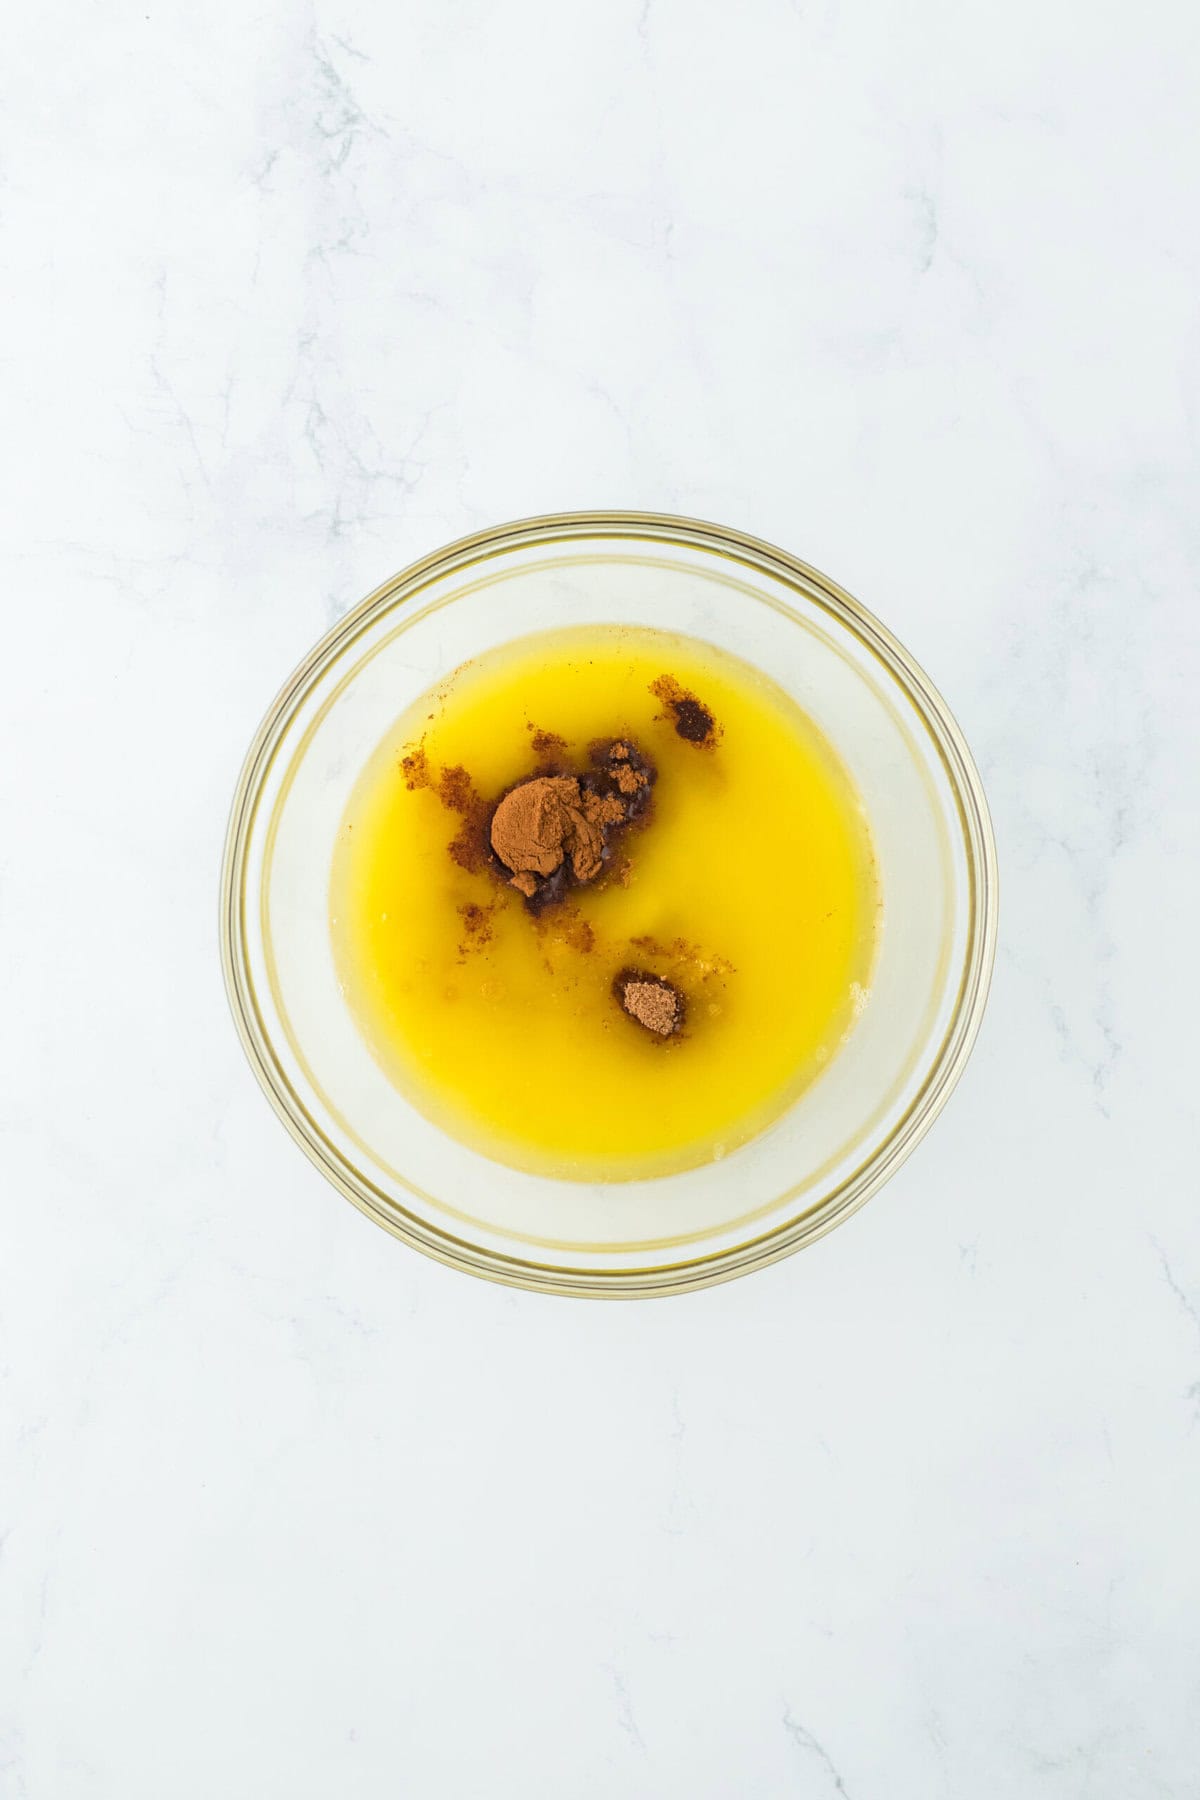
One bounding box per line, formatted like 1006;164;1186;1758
330;625;879;1180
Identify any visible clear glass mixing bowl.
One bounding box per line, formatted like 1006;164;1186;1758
221;513;997;1297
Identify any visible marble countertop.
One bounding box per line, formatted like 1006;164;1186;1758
3;2;1198;1794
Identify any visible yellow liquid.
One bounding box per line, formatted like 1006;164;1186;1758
331;626;879;1180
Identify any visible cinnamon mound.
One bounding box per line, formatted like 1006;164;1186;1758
489;739;655;910
613;968;685;1037
490;777;624;896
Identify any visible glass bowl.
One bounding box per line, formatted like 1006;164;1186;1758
220;513;997;1297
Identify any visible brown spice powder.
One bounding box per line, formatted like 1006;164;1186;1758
434;764;491;874
401;743;431;789
557;909;595;955
588;738;654;812
528;724;568;758
490;776;625;889
456;900;496;957
487;739;655;907
613;968;685;1037
437;765;475;812
402;726;724;1051
649;674;719;746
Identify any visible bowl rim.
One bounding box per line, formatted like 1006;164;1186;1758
220;510;998;1299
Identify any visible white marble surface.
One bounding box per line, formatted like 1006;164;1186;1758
3;1;1199;1794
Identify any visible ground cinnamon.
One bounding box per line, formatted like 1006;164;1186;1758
613;968;685;1037
528;724;568;758
456;899;496;958
649;674;718;746
404;722;707;1042
488;739;655;909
